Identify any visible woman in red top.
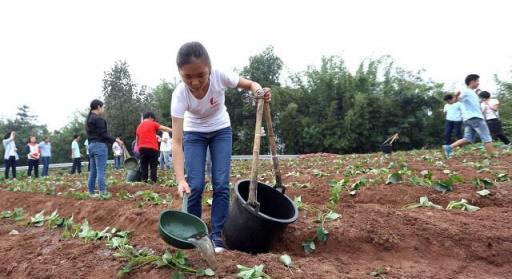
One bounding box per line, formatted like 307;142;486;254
136;112;173;183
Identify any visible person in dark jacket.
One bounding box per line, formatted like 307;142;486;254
85;99;122;198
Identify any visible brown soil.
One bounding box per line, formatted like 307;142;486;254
1;148;512;278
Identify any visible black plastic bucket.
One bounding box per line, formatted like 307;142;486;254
223;180;298;254
381;144;393;154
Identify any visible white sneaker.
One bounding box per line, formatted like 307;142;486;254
214;247;226;254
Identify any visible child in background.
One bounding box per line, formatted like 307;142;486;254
70;135;82;174
112;139;123;169
3;131;18;179
479;91;510;145
443;74;494;158
160;131;172;170
443;94;463;145
27;136;40;178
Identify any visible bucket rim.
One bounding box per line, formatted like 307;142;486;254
234;179;299;224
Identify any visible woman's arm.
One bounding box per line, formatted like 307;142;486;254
171;117;190;196
237;78;272;102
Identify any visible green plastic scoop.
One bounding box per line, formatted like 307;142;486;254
159;193;209;249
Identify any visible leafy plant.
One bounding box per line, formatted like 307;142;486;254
293;196;304;210
385;173;403;185
473;178;494;189
236;264;271;279
28;210;46;227
279;254;293;267
402;196;442;210
446;199;480;212
476;189;491;197
302;239;316;255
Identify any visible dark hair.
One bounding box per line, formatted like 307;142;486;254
4;132;11;140
176;42;211;70
27;136;35;144
479;91;491;99
73;134;80;140
86;99;104;126
143;111;156;120
444;94;454;101
465;74;480;86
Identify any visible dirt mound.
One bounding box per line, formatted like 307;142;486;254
1;148;512;278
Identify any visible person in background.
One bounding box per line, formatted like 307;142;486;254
39;136;52;177
136;112;173;183
3;131;18;179
70;135;82;174
84;139;90;172
86;99;123;198
443;74;495;158
443;94;463;145
171;42;272;253
160;131;172;170
112;138;123;170
26;136;40;178
479;91;510;145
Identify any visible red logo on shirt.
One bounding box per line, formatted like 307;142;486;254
209;97;219;108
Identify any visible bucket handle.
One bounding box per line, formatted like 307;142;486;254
263;102;285;194
247;96;265;211
181;192;189;213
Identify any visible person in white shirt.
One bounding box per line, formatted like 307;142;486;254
70;135;82;174
171;42;271;253
112;140;124;170
159;131;172;170
3;131;18;179
443;94;463;144
479;91;510;145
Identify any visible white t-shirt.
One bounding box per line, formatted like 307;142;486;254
171;69;239;132
443;103;462;122
71;141;81;159
481;99;499;120
160;132;172;152
112;142;123;156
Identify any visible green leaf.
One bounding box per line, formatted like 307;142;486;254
279;254;293;267
385;173;402;185
293;196;304;210
302;239;316;255
476;189;491;197
402;196;442;210
325;211;341;221
316;226;329;243
29;210;46;227
446;199;480;212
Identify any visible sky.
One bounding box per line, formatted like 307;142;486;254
1;0;512;130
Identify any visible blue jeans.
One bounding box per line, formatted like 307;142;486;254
464;117;492;143
184;127;232;244
41;156;50;176
88;142;108;194
160;151;172;170
114;155;122;169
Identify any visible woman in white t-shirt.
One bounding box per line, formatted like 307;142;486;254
479;91;510;145
171;42;271;253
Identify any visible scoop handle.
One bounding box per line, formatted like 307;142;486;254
181;192;189;213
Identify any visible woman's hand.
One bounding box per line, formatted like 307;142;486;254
178;180;191;198
263;87;272;102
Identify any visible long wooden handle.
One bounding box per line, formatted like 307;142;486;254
264;102;284;193
248;98;265;209
121;144;131;161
